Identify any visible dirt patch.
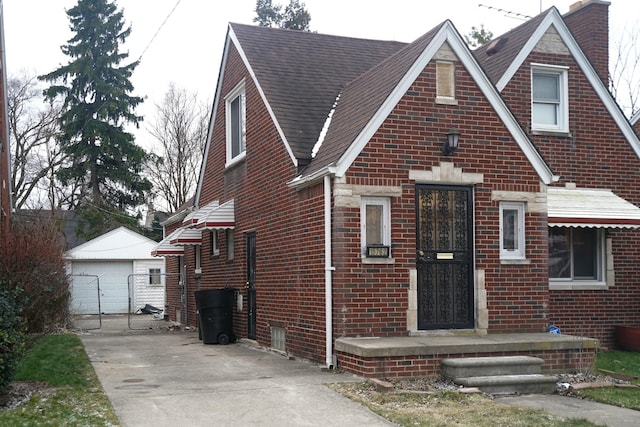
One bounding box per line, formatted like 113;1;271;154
0;381;52;411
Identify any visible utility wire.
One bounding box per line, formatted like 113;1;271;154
137;0;183;63
478;3;532;21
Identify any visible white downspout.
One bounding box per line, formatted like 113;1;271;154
324;175;335;369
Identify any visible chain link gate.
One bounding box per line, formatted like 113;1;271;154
70;274;102;330
128;272;181;330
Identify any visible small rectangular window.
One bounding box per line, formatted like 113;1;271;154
500;202;525;259
195;245;201;269
361;197;391;257
436;61;456;103
149;268;162;285
531;65;568;132
210;230;220;257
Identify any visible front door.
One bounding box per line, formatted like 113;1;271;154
416;185;474;329
246;232;257;340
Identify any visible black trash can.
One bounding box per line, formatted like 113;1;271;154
194;288;236;345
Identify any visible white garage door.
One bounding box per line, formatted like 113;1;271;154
71;261;133;314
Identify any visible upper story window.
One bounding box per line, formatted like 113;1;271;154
549;227;605;284
531;64;568;133
500;202;525;260
226;81;246;166
436;61;456;104
361;197;391;258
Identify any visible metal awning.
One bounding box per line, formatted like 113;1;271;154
151;229;184;257
548;187;640;228
182;200;219;226
169;227;202;245
196;199;235;230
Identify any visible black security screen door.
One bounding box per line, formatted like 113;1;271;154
416;185;474;329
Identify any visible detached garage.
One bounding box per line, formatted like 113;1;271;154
66;227;164;315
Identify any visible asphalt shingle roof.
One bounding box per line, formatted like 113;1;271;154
230;23;406;164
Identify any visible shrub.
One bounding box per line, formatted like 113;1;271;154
0;289;26;392
0;218;70;333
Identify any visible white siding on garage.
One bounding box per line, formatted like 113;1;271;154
131;259;165;312
71;261;132;314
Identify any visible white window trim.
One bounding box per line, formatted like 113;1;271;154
195;245;201;270
211;230;220;257
149;268;162;286
531;64;569;133
499;202;526;260
225;80;246;167
360;197;391;258
549;228;607;290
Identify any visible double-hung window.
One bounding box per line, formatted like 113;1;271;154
226;81;246;165
549;227;605;284
361;197;390;258
531;65;568;133
149;268;162;285
500;202;525;259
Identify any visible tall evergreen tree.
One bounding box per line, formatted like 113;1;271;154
39;0;151;239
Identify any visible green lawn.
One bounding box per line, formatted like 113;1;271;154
0;334;120;427
575;350;640;411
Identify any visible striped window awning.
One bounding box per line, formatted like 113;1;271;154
196;199;235;230
548;187;640;228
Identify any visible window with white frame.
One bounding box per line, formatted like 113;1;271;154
549;227;604;282
195;245;201;270
361;197;391;257
531;65;568;133
499;202;525;259
210;230;220;257
226;81;246;165
149;268;162;285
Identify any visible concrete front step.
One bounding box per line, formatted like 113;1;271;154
441;355;544;378
454;374;559;395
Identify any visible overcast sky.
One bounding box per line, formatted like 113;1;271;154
3;0;638;146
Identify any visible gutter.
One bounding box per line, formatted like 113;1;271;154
323;175;335;369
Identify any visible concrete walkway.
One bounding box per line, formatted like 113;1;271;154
78;316;639;427
78;319;394;427
496;394;640;427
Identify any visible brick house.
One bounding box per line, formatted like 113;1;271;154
154;0;640;377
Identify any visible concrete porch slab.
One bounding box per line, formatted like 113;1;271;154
335;333;599;358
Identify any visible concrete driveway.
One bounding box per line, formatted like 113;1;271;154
78;317;393;427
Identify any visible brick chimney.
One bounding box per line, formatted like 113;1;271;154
563;0;610;85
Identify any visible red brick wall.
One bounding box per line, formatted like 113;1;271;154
189;43;329;360
335;60;549;337
336;348;596;378
501;50;640;348
563;1;609;85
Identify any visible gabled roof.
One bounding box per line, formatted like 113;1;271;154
195;24;406;206
473;7;640;159
228;23;406;165
296;21;556;185
66;226;158;261
473;11;548;85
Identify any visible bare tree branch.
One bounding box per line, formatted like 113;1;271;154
145;83;210;212
7;71;66;209
610;22;640;117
